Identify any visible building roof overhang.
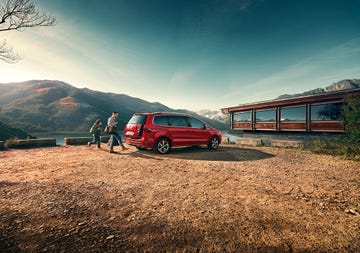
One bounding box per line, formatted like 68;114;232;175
221;88;360;114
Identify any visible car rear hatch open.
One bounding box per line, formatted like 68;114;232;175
124;114;148;139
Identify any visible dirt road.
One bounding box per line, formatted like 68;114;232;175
0;145;359;252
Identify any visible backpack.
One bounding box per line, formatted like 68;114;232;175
90;124;98;134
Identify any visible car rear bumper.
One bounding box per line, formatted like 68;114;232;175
125;137;153;149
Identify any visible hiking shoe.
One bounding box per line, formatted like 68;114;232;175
88;141;91;147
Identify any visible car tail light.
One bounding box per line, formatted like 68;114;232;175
125;130;134;136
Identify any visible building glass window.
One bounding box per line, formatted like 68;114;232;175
255;108;276;122
280;106;306;121
233;111;251;122
311;102;343;121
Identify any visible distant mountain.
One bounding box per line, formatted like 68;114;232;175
196;109;228;123
0;80;227;133
277;79;360;99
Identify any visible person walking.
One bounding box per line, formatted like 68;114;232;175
88;119;102;148
107;112;128;153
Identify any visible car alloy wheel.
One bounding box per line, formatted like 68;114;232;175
208;136;219;149
155;138;170;154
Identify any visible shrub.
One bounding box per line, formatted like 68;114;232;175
311;94;360;160
311;137;359;158
341;94;360;141
5;137;19;148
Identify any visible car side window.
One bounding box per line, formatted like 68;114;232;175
154;116;170;126
170;116;188;127
189;117;205;129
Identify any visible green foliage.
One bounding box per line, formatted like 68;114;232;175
341;94;360;141
311;137;360;159
311;95;360;160
0;120;31;141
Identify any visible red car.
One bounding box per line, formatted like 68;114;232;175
124;112;222;154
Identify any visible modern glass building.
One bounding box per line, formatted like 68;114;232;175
221;88;360;133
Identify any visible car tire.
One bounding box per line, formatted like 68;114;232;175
208;136;220;149
154;137;171;154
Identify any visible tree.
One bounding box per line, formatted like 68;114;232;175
311;95;360;159
0;0;56;63
0;39;19;62
341;94;360;142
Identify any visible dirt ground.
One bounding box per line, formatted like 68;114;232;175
0;144;359;252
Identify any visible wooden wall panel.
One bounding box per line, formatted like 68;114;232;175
280;122;306;131
255;122;276;130
233;122;252;130
310;121;344;132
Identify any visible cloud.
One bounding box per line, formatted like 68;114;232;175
221;36;360;103
167;60;211;90
2;18;146;85
236;0;261;12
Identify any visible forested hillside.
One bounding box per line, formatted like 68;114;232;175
0;80;227;133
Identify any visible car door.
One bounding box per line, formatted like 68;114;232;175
168;116;191;146
187;117;210;145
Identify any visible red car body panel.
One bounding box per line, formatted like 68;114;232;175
124;112;222;151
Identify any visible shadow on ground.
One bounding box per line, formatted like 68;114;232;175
130;146;275;162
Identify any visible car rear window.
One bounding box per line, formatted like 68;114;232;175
128;115;147;125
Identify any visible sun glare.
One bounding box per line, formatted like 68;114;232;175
0;67;39;83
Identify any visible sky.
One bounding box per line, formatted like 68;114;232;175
0;0;360;111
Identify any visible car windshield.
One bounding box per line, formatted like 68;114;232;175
128;115;147;124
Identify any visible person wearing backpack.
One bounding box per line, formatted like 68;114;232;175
88;119;102;148
107;112;128;153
